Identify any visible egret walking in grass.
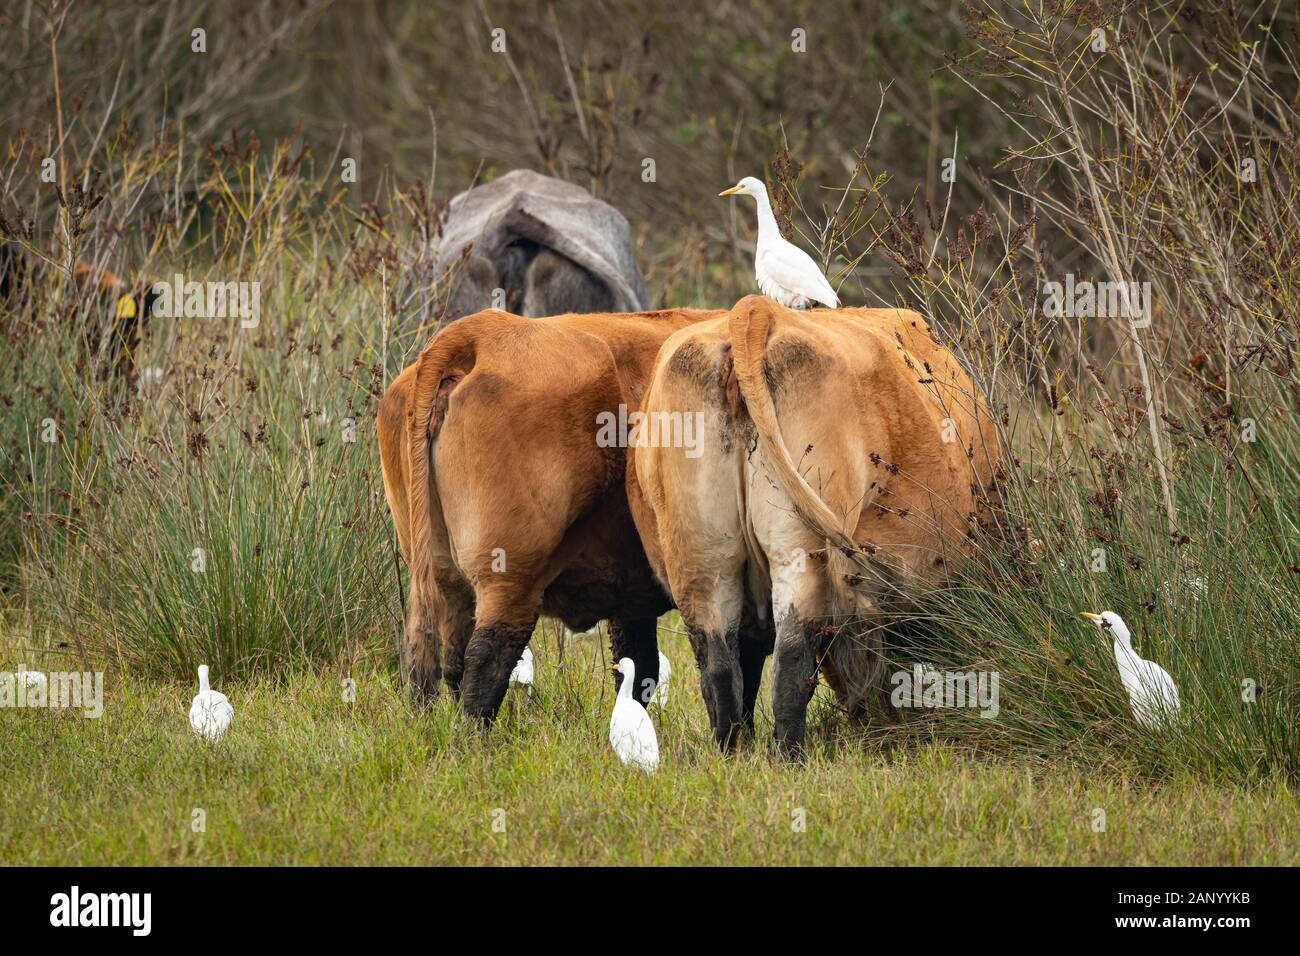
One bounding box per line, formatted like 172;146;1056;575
510;646;534;695
189;664;233;742
719;176;839;309
653;650;672;707
610;658;659;772
1081;611;1180;729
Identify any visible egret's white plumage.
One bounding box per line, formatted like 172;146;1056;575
720;176;839;310
188;664;233;741
653;650;672;707
1082;611;1180;729
609;657;659;771
510;646;534;694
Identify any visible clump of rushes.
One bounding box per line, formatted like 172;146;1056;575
2;125;435;679
770;5;1300;783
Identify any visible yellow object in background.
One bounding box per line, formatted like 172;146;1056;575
115;294;137;320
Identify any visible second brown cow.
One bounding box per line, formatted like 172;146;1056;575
378;307;724;723
629;295;1001;757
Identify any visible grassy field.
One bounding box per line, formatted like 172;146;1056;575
4;621;1298;866
2;2;1299;867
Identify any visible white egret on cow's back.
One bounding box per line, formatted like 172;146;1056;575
610;657;659;772
510;646;534;695
1081;611;1180;729
719;176;839;309
189;664;233;742
654;650;672;707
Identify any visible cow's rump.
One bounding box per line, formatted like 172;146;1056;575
631;295;1001;754
378;305;722;722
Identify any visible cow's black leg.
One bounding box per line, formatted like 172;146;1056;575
609;617;660;708
771;610;819;761
460;615;538;726
686;620;744;752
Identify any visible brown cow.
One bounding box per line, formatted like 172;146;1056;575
629;295;1000;757
377;307;727;724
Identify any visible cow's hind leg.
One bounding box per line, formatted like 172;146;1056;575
640;330;748;749
459;581;542;726
772;610;819;760
768;556;834;761
609;617;660;708
460;616;538;726
680;575;746;752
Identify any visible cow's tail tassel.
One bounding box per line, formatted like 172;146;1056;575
726;294;864;620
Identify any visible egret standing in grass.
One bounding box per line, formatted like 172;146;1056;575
719;176;839;309
510;646;534;695
189;664;233;742
1081;611;1180;729
653;650;672;707
610;658;659;772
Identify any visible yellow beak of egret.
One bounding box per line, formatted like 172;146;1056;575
1079;612;1104;623
719;184;743;197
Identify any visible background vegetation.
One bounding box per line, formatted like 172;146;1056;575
1;0;1297;863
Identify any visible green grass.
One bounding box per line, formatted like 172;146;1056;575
3;622;1297;866
3;0;1299;865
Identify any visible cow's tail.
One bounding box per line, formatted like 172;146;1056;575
727;296;861;596
401;311;518;680
726;295;884;708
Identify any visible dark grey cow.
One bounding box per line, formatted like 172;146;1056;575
401;169;649;332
